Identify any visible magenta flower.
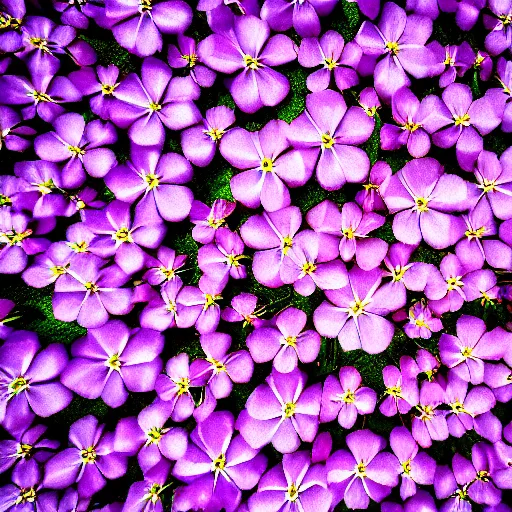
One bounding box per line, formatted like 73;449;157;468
320;366;377;428
246;307;321;373
381;157;469;249
484;0;512;55
60;320;164;408
105;146;194;223
431;83;502;171
181;106;235;167
143;247;187;287
173;411;267;512
288;89;374;191
380;87;449;158
84;200;166;275
314;266;406;354
43;415;128;498
439;315;509;384
221;292;265;328
240;206;302;288
52;254;133;328
355;2;436;102
326;429;400;509
298;31;362;92
281;230;348;297
0;330;72;433
403;300;443;339
237;368;322;453
110;57;201;146
429;41;475;88
354;160;391;213
221;120;313;212
198;15;297;113
249;451;332;512
106;0;192;57
34;113;117;189
379;363;419;417
190;199;236;244
306;200;388;270
389;426;436;500
154;353;209;422
114;400;188;474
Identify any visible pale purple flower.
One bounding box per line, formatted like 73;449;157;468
428;41;475;88
486;57;512;133
484;362;512;403
190;199;236;244
379;363;419;417
484;0;512;55
143;247;187;286
0;105;36;152
221;292;265;328
403;300;443;339
354;160;391;213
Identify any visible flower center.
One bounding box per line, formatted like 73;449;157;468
80;446;97;463
207;216;225;229
321;133;335;149
447;276;464;290
461;346;472;358
0;194;12;206
101;83;117;95
404;121;421;132
204;294;221;310
363;182;379;191
227;253;245;267
30;37;49;52
37;179;54;195
450;400;468;415
355;462;367;477
444;53;455;66
16;443;33;458
324;57;337;70
50;265;67;277
146;426;163;444
1;229;33;246
286;483;299;502
145;173;159;190
349;300;366;317
207;357;227;374
205;127;225;141
284;336;297;347
415;197;429;212
149;102;161;111
261;157;273;172
212;453;226;471
106;353;121;371
8;376;28;396
418;405;434;421
479;179;496;193
385;386;402;398
281;235;293;255
182;54;197;68
465;226;486;240
498;13;512;25
84;281;99;293
175;377;190;396
160;266;175;280
143;483;164;504
342;227;355;239
401;459;411;475
15;488;36;505
454;113;471;127
30;90;53;103
113;227;132;243
414;318;429;328
392;265;407;282
139;0;152;12
68;145;85;156
68;241;88;252
342;389;355;403
477;470;490;481
0;16;22;30
301;261;317;275
385;41;399;55
283;402;296;418
243;55;261;70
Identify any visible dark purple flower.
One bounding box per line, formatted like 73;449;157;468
0;330;72;433
0;0;25;53
0;105;36;152
52;0;104;29
43;415;128;498
198;15;297;113
288;89;374;191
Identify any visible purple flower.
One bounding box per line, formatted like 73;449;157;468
354;160;391;213
380;87;449;158
34;113;117;189
0;423;59;479
246;307;321;373
381;157;469;249
355;2;436;102
221;120;313;212
379;363;419;417
0;298;15;339
0;68;82;123
69;64;120;120
485;218;512;270
281;230;348;296
198;228;248;285
358;86;382;117
484;0;512;55
110;57;201;146
429;41;475;88
237;368;322;453
43;415;128;498
314;266;406;354
0;105;36;152
474;50;493;81
52;254;133;328
0;330;72;433
439;315;509;384
60;320;163;408
326;429;400;509
306;200;388;270
485;362;512;403
320;366;377;428
84;200;166;275
288;89;374;191
221;292;265;328
240;205;302;288
0;0;25;53
190;199;236;244
486;57;512;133
434;462;473;512
105;146;194;223
198;15;297;113
260;0;337;37
390;426;436;500
431;83;502;171
168;35;217;88
106;0;192;57
114;400;188;474
298;31;362;93
154;353;209;422
173;411;267;512
53;0;104;29
438;0;485;31
248;451;332;512
143;246;187;286
403;300;443;339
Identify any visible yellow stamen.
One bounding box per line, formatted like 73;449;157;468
243;55;261;70
84;281;99;293
106;353;121;371
149;102;161;112
415;197;429;212
461;346;472;358
205;127;225;141
447;276;463;290
386;41;399;55
283;402;295;418
182;54;198;68
301;261;317;274
402;460;411;474
14;488;36;505
113;227;132;243
281;236;293;255
261;157;273;172
342;389;355;403
145;174;159;190
80;446;97;463
101;83;118;95
68;145;85;156
175;377;190;396
207;357;227;374
212;452;226;471
454;113;471;127
324;57;337;70
16;443;33;458
465;226;486;240
286;482;299;501
9;376;28;396
355;462;367;477
321;133;335;149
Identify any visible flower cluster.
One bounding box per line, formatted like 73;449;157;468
1;0;512;510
